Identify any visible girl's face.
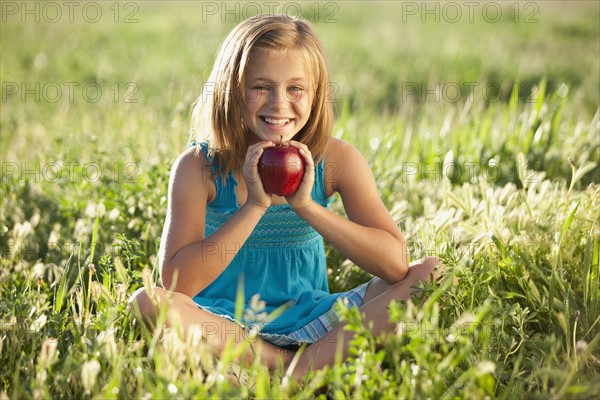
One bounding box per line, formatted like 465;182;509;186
241;48;313;144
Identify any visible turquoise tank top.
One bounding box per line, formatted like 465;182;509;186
192;142;344;335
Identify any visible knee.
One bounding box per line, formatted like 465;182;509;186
421;256;441;274
411;255;440;268
425;256;444;281
127;286;196;322
406;256;442;282
128;287;158;321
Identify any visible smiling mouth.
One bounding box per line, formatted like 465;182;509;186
261;116;292;126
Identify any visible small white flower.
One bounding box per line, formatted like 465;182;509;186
85;203;97;218
249;294;266;312
33;262;45;278
445;333;457;343
395;322;405;337
99;329;117;363
247;325;260;340
39;339;58;367
410;363;419;376
30;211;41;228
476;361;496;376
73;219;88;238
34;52;48;69
30;314;47;332
168;383;177;394
98;202;106;217
576;340;588;354
48;228;61;247
13;221;33;239
187;325;204;348
451;312;477;331
81;359;101;392
108;208;120;221
245;294;268;323
369;137;380;150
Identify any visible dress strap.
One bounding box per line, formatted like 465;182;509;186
312;159;332;205
190;140;217;173
190;141;238;208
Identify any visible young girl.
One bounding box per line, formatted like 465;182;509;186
130;14;439;376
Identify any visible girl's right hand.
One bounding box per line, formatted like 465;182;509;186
242;141;274;210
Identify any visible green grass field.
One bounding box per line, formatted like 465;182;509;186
1;1;599;398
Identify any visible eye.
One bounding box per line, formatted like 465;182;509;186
252;85;269;91
287;86;303;92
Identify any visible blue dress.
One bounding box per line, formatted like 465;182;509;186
192;142;370;346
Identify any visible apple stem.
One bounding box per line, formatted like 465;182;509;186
279;135;283;146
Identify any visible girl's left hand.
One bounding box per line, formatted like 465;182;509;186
285;140;315;209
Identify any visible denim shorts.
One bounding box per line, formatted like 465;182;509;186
257;278;374;348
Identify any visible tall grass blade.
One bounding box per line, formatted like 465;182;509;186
533;77;547;121
53;254;73;314
113;256;130;286
558;203;580;247
89;211;101;262
583;234;599;330
235;274;245;322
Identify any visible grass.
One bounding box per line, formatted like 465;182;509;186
1;1;599;398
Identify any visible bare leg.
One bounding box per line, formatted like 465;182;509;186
128;287;293;369
361;256;442;304
291;256;441;377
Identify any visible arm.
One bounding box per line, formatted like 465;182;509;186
290;139;408;283
158;144;272;297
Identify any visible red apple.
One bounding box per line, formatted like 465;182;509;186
258;143;305;196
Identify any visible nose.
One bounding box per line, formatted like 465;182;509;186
269;86;288;110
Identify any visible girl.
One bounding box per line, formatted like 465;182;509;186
130;14;439;376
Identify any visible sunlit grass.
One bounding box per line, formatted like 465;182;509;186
1;2;599;398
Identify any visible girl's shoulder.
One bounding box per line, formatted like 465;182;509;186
324;138;372;194
325;137;368;169
169;144;216;203
173;144;211;174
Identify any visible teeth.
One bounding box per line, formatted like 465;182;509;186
263;117;290;126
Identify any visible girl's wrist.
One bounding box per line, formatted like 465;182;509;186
291;199;317;215
242;200;269;216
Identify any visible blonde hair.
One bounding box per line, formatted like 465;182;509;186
190;14;333;177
